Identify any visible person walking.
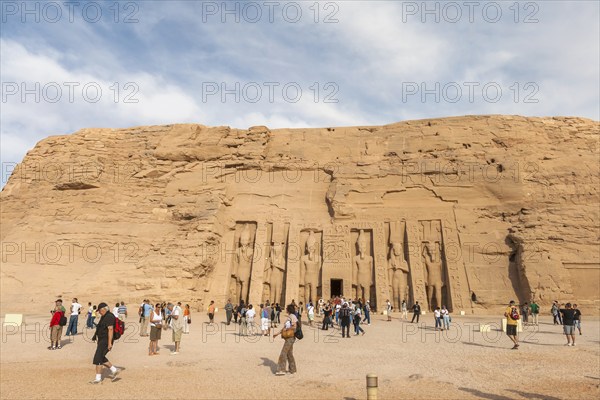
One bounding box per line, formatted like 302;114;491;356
275;303;282;326
434;307;442;330
239;302;248;336
441;305;450;330
335;302;341;325
573;304;582;335
148;304;163;356
273;304;298;376
117;302;127;321
225;299;234;325
183;304;191;334
233;303;240;324
89;302;120;384
307;302;315;327
504;300;520;350
49;299;65;350
169;303;184;355
86;302;94;329
551;301;562;325
322;304;332;330
207;300;216;325
362;301;371;325
401;300;408;320
260;304;270;336
386;299;392;322
530;300;540;326
559;303;577;346
411;302;421;323
339;303;351;338
139;299;152;337
246;304;256;335
65;298;82;336
521;302;529;325
353;306;365;336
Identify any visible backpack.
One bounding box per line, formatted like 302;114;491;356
294;318;303;340
59;315;67;326
510;307;520;320
113;318;125;340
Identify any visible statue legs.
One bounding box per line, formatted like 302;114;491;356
392;283;400;310
240;280;250;304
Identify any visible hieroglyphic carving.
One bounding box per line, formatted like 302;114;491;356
322;223;352;300
441;217;472;311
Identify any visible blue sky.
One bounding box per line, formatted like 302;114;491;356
1;1;599;186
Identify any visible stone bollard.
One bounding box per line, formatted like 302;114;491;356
366;373;378;400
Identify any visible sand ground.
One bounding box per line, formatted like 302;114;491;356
1;312;599;400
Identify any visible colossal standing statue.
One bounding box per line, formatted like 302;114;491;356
231;223;254;303
423;241;444;310
354;230;373;301
266;241;286;304
302;231;321;304
388;241;409;310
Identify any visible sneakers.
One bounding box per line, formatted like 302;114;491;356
89;379;102;384
275;371;286;376
170;351;179;355
56;345;62;349
572;343;576;346
565;343;572;346
110;368;121;381
47;346;55;350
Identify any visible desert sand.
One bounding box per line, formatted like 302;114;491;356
1;311;599;400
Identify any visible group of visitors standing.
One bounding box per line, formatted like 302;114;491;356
504;299;583;350
138;299;190;356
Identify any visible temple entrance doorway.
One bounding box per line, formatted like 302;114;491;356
331;279;343;297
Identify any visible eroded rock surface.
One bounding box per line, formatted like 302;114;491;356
1;116;598;313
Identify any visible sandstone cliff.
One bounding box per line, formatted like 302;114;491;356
1;115;598;314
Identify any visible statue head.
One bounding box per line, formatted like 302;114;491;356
240;224;252;248
357;230;368;259
391;241;403;256
306;231;317;260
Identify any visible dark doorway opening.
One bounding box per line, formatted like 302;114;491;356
331;279;343;297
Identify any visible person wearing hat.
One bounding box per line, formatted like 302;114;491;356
90;302;120;384
49;299;65;350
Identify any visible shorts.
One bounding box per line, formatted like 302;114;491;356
150;325;162;341
172;328;183;342
208;313;214;320
506;324;517;336
573;320;581;329
308;314;314;321
93;339;109;365
563;325;575;335
261;318;270;330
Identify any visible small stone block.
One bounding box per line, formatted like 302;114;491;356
3;314;23;327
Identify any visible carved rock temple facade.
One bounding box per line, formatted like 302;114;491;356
1;116;598;314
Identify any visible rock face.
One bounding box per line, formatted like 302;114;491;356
1;116;599;314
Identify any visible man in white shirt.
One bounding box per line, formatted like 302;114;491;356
245;304;256;334
66;298;82;336
169;302;184;354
